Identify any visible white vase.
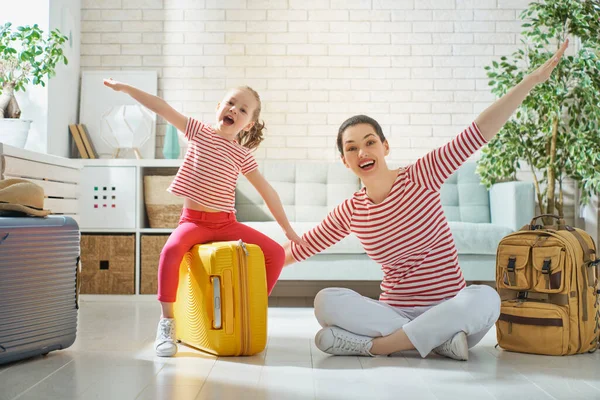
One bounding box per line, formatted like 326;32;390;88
0;119;32;148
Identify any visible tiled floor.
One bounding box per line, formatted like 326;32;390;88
2;298;600;400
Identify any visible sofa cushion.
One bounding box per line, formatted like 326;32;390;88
448;221;512;255
441;162;491;223
236;161;360;223
240;221;365;255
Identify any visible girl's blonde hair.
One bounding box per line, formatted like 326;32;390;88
235;86;265;150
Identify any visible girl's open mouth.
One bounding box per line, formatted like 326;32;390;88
223;116;234;126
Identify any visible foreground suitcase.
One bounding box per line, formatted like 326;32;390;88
174;240;267;356
0;216;80;365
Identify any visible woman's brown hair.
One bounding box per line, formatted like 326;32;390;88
336;115;386;155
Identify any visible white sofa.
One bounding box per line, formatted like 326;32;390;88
235;161;535;282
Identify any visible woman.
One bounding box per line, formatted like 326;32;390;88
282;41;569;360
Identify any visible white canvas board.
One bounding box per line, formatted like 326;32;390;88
79;70;158;159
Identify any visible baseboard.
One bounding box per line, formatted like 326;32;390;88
270;280;382;299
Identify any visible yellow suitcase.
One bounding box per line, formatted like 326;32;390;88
173;240;268;356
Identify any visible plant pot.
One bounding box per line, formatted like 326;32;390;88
0;119;31;148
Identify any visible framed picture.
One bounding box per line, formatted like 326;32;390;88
79;70;158;159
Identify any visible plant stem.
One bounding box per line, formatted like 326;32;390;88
547;115;559;217
529;162;546;214
557;177;564;218
521;135;546;214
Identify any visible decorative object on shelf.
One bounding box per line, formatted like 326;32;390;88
69;124;97;159
144;175;183;228
78;124;98;158
101;104;153;159
0;119;31;148
0;23;68;148
478;0;600;225
162;124;180;159
79;70;157;159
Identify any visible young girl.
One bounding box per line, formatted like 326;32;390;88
104;79;307;357
282;41;569;360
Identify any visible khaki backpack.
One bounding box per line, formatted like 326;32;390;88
495;214;599;355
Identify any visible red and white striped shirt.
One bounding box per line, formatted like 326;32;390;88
168;118;258;212
291;122;487;308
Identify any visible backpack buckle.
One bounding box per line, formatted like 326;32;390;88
507;257;516;272
542;259;551;274
517;291;528;300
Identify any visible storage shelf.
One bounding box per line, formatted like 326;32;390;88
139;228;175;234
81;228;137;234
79;161;183;295
82;159;182;167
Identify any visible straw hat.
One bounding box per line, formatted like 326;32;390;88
0;178;50;217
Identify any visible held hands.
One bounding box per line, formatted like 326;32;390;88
530;39;569;85
103;78;125;92
285;228;310;248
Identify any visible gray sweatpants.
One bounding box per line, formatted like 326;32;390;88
314;284;501;357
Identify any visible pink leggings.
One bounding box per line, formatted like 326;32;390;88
157;208;285;303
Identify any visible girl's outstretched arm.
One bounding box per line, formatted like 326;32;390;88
475;40;568;141
282;242;295;267
103;78;188;134
244;169;309;248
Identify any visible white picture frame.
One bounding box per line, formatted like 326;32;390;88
79;70;158;159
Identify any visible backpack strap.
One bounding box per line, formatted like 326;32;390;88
498;289;569;306
564;226;596;264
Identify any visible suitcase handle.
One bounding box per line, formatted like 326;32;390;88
76;258;82;310
211;276;222;329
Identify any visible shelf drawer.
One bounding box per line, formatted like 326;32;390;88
79;166;136;229
80;234;135;295
140;234;170;295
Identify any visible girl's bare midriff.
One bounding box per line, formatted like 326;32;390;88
183;198;222;213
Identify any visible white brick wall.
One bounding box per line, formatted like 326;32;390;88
81;0;531;162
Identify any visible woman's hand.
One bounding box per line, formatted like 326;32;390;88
530;39;569;85
474;39;569;141
285;228;310;248
103;78;126;92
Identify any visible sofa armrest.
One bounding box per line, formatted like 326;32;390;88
490;181;535;231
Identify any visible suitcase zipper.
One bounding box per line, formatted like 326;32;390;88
237;240;250;355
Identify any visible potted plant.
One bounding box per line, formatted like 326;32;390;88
477;0;600;224
0;22;68;148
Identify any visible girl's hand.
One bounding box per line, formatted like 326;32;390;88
103;78;125;91
530;39;569;85
285;229;310;248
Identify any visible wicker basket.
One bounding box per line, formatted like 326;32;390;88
144;175;183;228
140;234;170;294
80;234;135;294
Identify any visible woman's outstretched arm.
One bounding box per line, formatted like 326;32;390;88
282;198;355;267
475;40;568;141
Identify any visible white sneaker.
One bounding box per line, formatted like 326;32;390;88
155;318;178;357
315;326;374;356
433;331;468;361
